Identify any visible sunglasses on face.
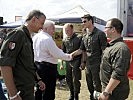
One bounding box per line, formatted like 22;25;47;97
82;20;87;23
105;26;113;29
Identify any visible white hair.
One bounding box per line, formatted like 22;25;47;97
43;20;55;28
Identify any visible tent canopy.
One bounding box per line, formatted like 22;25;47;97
49;5;106;25
0;19;25;28
0;19;55;28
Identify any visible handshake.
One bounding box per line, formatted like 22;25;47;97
69;49;83;60
69;49;86;70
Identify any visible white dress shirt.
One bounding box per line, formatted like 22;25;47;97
32;31;72;64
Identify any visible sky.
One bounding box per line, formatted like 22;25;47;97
0;0;117;23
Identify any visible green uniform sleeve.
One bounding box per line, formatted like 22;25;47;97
111;45;131;81
0;30;24;67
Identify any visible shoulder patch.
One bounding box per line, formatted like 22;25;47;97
8;41;16;50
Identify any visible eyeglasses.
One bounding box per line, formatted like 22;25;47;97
105;26;113;29
82;20;87;23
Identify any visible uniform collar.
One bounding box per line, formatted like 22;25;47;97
21;25;31;38
67;33;76;40
108;37;123;46
88;27;96;35
21;25;33;43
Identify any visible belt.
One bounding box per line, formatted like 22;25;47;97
35;61;57;66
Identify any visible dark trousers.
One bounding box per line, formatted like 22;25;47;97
19;87;35;100
85;63;102;99
66;60;81;94
35;61;57;100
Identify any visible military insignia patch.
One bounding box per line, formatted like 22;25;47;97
8;42;16;50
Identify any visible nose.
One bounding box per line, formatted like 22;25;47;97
82;23;85;25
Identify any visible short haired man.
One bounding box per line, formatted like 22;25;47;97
99;18;131;100
0;10;46;100
62;23;82;100
72;14;107;100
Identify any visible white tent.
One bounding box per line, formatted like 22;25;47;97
51;5;89;19
49;5;106;25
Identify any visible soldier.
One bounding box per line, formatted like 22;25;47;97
0;10;46;100
62;23;83;100
99;18;131;100
72;14;107;100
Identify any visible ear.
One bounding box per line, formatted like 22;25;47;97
111;27;115;33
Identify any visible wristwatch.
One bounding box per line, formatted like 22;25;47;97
102;91;110;97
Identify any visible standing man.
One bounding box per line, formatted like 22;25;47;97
62;23;82;100
72;14;107;100
0;10;46;100
33;21;72;100
99;18;131;100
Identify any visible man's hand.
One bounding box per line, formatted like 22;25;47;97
79;62;86;70
70;49;82;59
38;80;46;91
60;65;64;70
70;52;75;60
98;92;109;100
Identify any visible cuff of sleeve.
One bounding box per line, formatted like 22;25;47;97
0;57;16;67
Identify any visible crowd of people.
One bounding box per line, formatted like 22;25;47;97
0;9;131;100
